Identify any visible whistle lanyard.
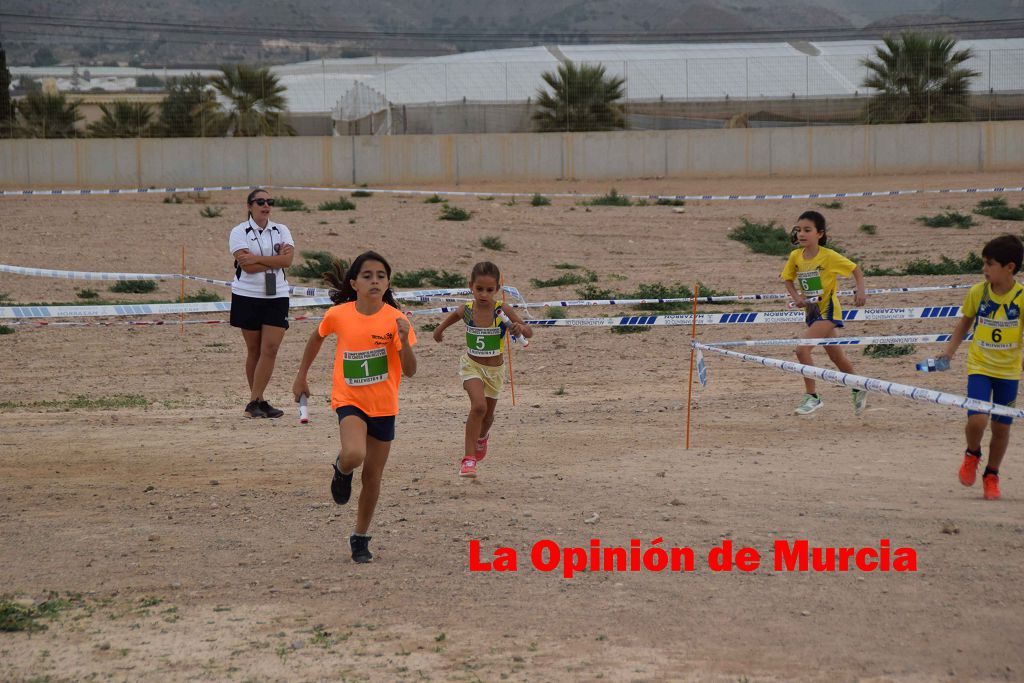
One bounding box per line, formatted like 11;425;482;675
247;217;278;271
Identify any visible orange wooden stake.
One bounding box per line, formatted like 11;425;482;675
179;245;186;334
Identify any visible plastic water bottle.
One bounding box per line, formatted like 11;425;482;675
497;311;529;347
916;356;950;372
298;393;309;423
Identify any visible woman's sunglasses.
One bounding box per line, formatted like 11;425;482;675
251;198;275;207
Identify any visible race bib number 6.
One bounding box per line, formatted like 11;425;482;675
466;326;502;357
342;347;388;385
797;269;823;296
977;317;1021;350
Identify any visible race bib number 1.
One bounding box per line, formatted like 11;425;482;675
466;326;503;357
343;347;388;385
797;269;823;296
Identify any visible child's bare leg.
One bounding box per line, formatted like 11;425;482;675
988;420;1011;470
479;398;498;440
354;437;391;534
823;345;855;373
796;321;838;394
965;414;988;454
463;379;488;458
338;416;368;473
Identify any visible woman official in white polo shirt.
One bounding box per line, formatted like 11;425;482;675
229;188;295;419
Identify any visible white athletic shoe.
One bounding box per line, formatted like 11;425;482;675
794;394;823;415
851;389;868;416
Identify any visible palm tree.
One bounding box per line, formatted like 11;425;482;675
87;101;156;137
16;91;82;138
200;65;294;136
158;74;217;137
532;60;626;132
861;32;980;124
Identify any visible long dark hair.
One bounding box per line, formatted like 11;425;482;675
324;251;399;308
471;261;501;284
790;210;828;246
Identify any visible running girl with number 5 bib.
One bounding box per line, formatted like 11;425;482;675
293;251;417;563
781;210;868;416
432;262;533;478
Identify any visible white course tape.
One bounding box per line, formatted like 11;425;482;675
708;333;969;348
523;306;963;328
4;183;1023;202
694;342;1024;420
0;297;333;319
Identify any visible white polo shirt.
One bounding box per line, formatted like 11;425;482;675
229;218;295;299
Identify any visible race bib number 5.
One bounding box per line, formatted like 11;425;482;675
343;347;388;385
466;326;502;357
797;269;823;296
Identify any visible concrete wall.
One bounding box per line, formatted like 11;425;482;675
3;121;1024;189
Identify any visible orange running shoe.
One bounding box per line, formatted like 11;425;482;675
983;473;1001;500
475;435;489;462
459;458;478;478
958;453;980;487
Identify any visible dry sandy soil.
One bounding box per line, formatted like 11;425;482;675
1;172;1023;682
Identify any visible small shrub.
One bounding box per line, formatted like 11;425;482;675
424;194;445;204
162;194;183;204
0;293;8;303
585;188;632;206
655;198;686;206
181;288;222;303
863;343;915;358
1;601;44;632
351;190;373;198
728;218;792;256
480;235;505;251
863;265;900;276
545;306;567;319
859;224;877;235
199;206;223;218
504;196;518;206
419;322;439;332
531;193;551;206
392;268;466;288
0;325;14;335
974;195;1024;221
903;252;982;276
917;211;974;228
818;200;843;209
575;284;615;299
611;325;650;334
110;280;157;294
76;289;99;299
531;271;598;288
439;205;471;221
553;263;581;270
289;251;346;280
477;195;494;201
276;197;308;212
553;385;567;396
319;197;356;211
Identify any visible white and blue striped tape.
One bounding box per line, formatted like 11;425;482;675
0;297;333;319
707;333;969;348
3;183;1022;202
694;342;1024;420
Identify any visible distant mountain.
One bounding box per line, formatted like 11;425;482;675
0;0;1020;66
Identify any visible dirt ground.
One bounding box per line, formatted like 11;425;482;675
2;171;1023;682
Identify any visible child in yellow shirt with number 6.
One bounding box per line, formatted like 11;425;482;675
781;211;867;416
432;262;533;478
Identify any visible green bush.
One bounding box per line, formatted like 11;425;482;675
0;325;14;335
275;197;308;212
531;193;551;206
859;224;877;235
585;188;632;206
439;205;471;221
199;206;223;218
531;271;598;288
162;194;183;204
728;218;792;256
480;235;505;251
289;250;346;280
424;194;445;204
611;325;650;334
181;288;222;303
575;284;615;299
351;190;373;198
419;322;439;332
392;268;466;288
655;198;686;206
818;200;843;209
76;289;99;299
863;344;915;358
319;197;356;211
917;211;974;228
545;306;567;319
110;280;157;294
974;196;1024;221
903;252;982;276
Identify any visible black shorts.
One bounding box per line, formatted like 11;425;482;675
230;293;289;331
336;405;396;442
